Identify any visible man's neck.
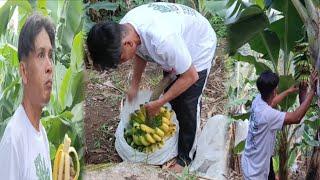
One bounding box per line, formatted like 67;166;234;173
22;94;42;132
264;97;273;106
261;97;273;106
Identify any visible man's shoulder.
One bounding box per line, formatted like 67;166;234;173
1;106;26;145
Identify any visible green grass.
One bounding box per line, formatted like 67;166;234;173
209;15;227;38
173;166;197;180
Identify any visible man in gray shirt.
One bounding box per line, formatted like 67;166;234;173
242;70;317;179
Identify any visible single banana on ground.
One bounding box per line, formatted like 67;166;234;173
53;134;80;180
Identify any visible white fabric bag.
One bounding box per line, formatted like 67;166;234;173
115;90;179;165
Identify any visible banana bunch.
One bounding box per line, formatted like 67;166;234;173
294;43;312;84
124;105;176;153
53;134;80;180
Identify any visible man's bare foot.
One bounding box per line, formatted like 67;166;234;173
162;158;184;173
169;162;184;173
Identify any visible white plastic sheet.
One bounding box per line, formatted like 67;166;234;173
190;115;229;179
235;119;249;147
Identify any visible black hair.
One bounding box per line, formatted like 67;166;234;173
256;70;279;101
18;13;55;62
86;21;123;70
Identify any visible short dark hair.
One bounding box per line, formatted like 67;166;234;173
18;13;55;62
257;70;279;101
86;21;122;70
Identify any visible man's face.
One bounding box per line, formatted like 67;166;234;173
20;28;53;107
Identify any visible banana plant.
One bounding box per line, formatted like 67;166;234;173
289;0;320;178
226;0;320;179
175;0;228;17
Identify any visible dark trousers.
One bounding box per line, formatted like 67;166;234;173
268;157;275;180
164;69;208;166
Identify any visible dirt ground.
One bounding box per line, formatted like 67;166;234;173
84;38;228;164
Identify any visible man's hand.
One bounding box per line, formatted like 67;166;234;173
271;85;298;108
287;85;299;94
145;100;163;117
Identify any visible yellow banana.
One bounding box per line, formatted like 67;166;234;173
161;117;170;125
152;134;162;142
160;123;170;133
52;134;80;180
170;126;176;133
139;135;150;146
144;146;152;153
139;104;147;117
157;141;164;149
53;144;63;180
150;144;158;153
131;113;144;124
164;110;171;120
169;110;175;120
160;107;166;113
145;133;156;144
132;135;142;146
155;127;165;137
140;124;155;134
127;106;177;153
135;110;146;122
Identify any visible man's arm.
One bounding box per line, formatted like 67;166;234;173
127;55;147;102
284;71;318;125
271;85;298;108
159;65;199;106
284;91;314;125
131;55;147;88
144;65;199;116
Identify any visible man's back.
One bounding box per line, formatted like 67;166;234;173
242;94;285;180
120;2;217;73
